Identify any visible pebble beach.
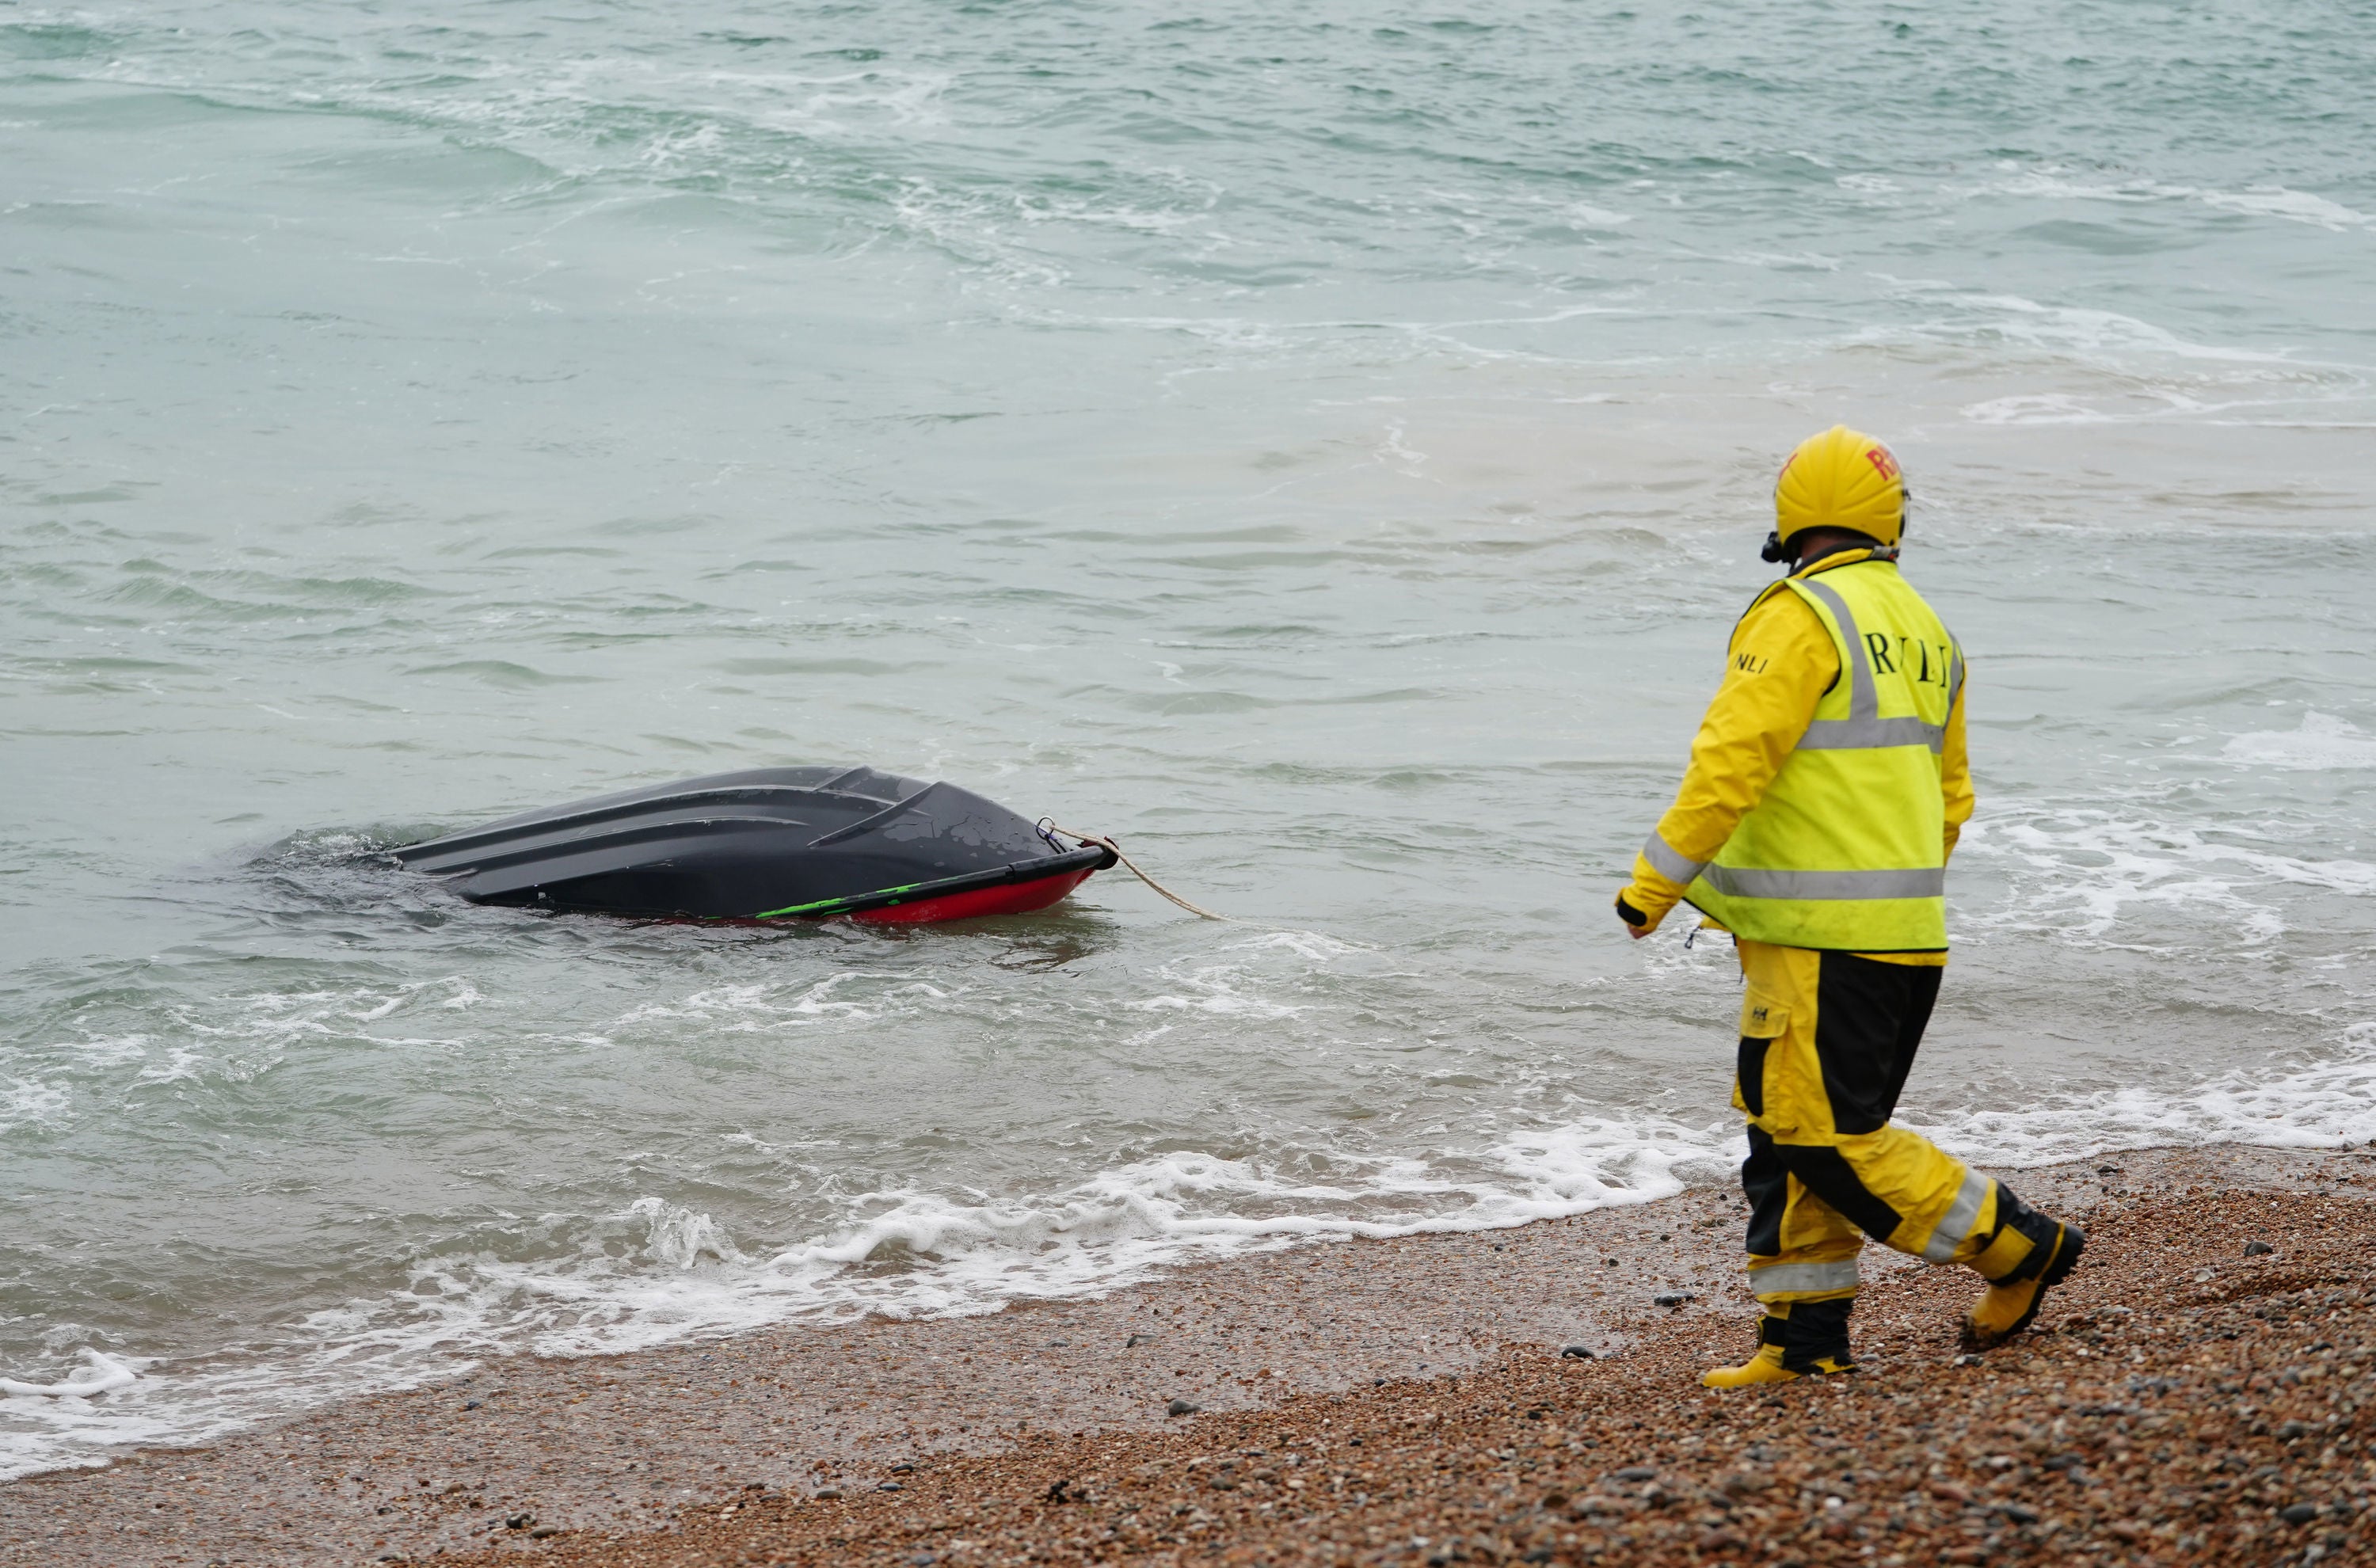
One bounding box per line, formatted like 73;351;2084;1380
5;1143;2370;1566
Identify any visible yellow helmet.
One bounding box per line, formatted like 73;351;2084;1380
1773;424;1907;548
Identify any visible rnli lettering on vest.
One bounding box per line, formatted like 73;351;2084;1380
1860;634;1953;686
1738;634;1954;683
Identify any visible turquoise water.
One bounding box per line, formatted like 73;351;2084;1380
4;0;2374;1474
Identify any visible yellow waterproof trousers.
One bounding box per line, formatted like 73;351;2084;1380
1731;940;2001;1303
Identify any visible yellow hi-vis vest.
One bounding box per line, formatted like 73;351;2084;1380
1670;554;1963;951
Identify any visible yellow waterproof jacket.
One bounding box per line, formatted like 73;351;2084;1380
1617;549;1973;949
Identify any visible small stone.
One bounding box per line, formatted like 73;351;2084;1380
1996;1502;2039;1525
813;1486;844;1501
1126;1333;1156;1348
1612;1466;1657;1482
528;1526;560;1539
1167;1399;1201;1418
1653;1292;1694;1307
2282;1502;2321;1524
878;1480;903;1492
505;1513;533;1530
461;1401;481;1411
1559;1345;1596;1361
889;1463;914;1474
2245;1240;2275;1256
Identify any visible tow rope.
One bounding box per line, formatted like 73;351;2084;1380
1044;824;1229;921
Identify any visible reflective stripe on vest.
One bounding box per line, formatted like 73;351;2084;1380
1681;555;1959;952
1698;865;1945;900
1792;577;1959;752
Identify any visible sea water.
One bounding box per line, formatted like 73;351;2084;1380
2;0;2373;1475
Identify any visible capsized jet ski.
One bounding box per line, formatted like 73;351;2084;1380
390;766;1116;924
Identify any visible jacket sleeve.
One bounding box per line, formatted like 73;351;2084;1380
1940;652;1974;860
1616;589;1837;932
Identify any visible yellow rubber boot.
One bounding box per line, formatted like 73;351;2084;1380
1703;1306;1857;1389
1703;1342;1796;1389
1961;1191;2085;1353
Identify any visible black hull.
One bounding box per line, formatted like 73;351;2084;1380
392;766;1112;921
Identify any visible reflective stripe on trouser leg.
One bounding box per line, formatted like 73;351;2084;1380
1919;1164;1995;1264
1746;1255;1862;1303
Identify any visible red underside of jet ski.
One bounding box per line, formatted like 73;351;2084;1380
846;864;1100;924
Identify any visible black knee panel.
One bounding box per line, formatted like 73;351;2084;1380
1779;1296;1853;1372
1981;1183;2064;1284
1742;1127;1790;1258
1771;1141;1905;1243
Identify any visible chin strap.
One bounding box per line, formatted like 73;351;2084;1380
1042;823;1231;920
1768;537;1900;572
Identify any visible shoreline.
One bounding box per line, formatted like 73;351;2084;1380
2;1142;2368;1566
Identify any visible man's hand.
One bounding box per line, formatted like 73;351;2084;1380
1615;891;1654;940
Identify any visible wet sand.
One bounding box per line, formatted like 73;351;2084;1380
3;1144;2370;1566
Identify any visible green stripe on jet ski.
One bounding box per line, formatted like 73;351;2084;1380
750;881;928;919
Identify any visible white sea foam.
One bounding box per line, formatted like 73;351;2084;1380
0;1352;140;1401
2225;711;2376;771
0;1079;70;1132
7;1019;2373;1480
1964;169;2374;232
1959;394;2114;425
1228;929;1373;961
2195;188;2372;230
1913;1031;2376;1165
1876;291;2299;365
1958;805;2376;942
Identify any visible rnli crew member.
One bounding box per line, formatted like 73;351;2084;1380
1614;426;2084;1387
